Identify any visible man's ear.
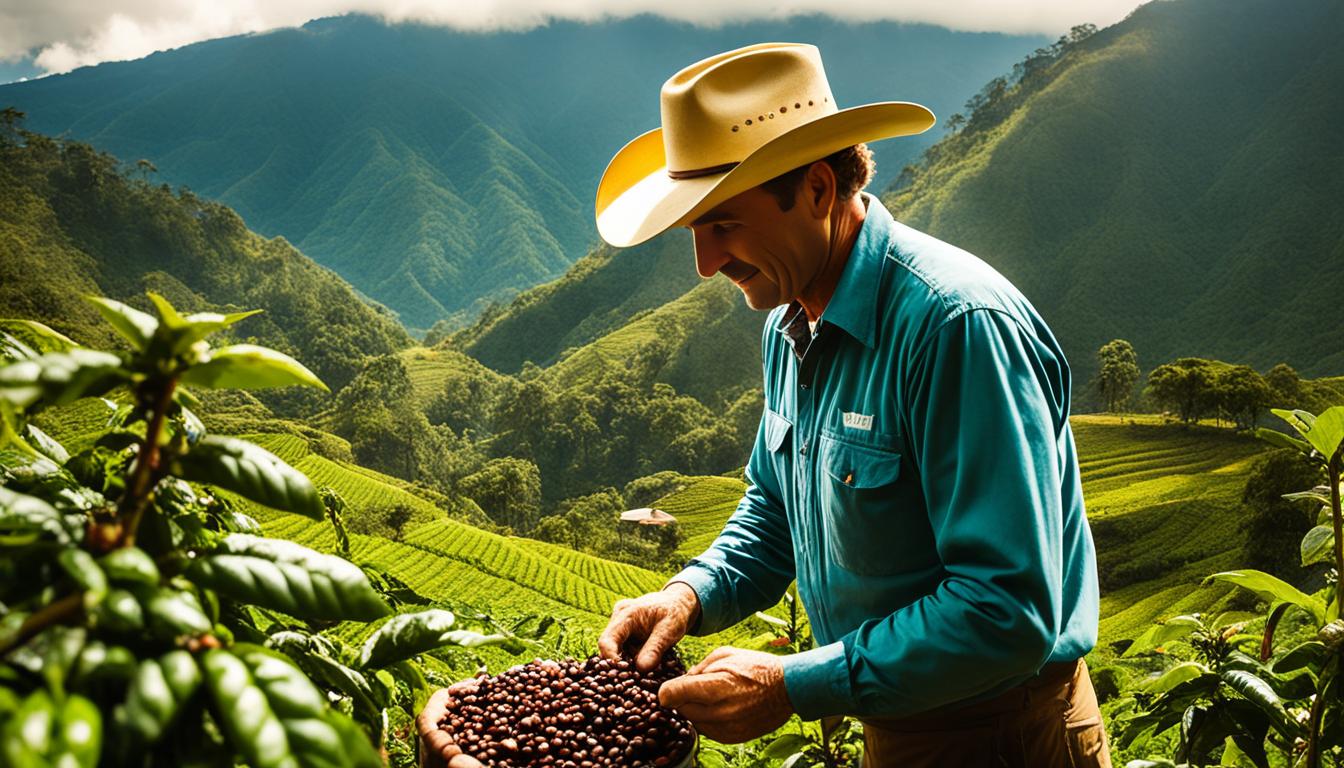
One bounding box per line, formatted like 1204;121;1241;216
803;160;837;219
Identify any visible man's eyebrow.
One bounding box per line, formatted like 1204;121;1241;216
690;209;737;226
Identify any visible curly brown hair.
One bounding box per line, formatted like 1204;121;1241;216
759;143;875;211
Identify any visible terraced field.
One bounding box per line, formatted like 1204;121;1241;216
399;346;510;410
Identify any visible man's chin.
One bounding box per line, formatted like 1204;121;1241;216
739;287;784;312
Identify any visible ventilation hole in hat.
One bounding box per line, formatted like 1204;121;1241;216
758;115;764;122
731;125;739;132
808;100;814;106
745;119;752;125
795;102;801;109
824;97;829;102
780;106;787;113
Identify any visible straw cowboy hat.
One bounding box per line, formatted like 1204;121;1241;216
594;42;936;248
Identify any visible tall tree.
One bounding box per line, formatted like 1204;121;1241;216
1095;339;1140;413
1147;358;1218;423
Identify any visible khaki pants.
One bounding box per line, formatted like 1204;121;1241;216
861;659;1111;767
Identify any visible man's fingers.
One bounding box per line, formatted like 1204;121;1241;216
448;755;485;768
688;646;734;676
597;616;633;661
636;619;683;671
659;670;735;708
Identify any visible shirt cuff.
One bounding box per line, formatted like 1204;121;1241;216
781;640;856;721
664;564;728;636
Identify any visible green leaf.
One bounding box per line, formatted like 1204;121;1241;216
0;485;78;545
25;424;69;464
762;733;810;759
1301;524;1334;566
1144;661;1210;695
205;645;382;768
190;534;390;622
85;296;157;351
1270;640;1326;673
124;651;202;742
1205;570;1326;626
357;609;456;669
1123;615;1203;658
1254;426;1312;456
201;649;295;768
173;435;323;519
182;345;327;392
0;349;126;412
147;293;263;355
1218;669;1297;740
99;547;161;586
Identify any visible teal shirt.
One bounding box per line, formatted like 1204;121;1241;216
671;194;1100;720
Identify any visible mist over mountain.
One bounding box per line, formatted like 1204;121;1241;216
0;14;1046;330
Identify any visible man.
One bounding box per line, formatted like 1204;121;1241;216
420;42;1108;766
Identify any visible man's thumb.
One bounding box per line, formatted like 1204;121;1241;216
658;676;695;709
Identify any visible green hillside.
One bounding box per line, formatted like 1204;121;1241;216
884;0;1344;386
0;15;1045;330
0;118;410;393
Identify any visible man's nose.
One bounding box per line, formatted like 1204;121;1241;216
692;229;729;278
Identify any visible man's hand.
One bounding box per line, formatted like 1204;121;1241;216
598;582;701;671
658;647;794;743
415;680;485;768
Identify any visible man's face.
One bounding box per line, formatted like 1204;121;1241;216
685;183;828;311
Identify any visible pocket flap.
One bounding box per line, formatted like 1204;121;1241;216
764;408;792;453
822;438;902;488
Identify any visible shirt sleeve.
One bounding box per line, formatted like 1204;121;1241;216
668;401;796;636
781;307;1069;719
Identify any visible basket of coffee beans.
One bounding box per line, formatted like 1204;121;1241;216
432;651;696;767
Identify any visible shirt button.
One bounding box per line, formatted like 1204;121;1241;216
800;382;809;389
799;440;808;456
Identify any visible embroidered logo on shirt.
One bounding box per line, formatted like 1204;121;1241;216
842;412;873;431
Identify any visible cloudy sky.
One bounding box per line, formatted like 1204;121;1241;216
0;0;1150;81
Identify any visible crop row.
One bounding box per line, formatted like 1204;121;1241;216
517;538;665;597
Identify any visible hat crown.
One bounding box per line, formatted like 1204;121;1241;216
660;43;838;175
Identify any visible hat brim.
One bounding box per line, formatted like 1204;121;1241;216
595;101;936;248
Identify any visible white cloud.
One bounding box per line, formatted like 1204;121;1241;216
0;0;1149;74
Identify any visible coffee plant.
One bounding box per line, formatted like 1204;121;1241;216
1118;406;1344;767
0;294;521;766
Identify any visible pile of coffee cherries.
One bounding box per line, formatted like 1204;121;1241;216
433;652;695;767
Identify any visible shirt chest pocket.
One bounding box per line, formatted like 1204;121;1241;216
818;433;937;576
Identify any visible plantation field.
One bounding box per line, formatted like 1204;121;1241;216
399;346;510;410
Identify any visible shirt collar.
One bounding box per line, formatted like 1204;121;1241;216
774;192;891;351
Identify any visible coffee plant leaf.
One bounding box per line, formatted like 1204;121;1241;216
0;485;77;545
1143;661;1209;695
6;320;77;354
146;293;262;355
1270;640;1326;674
1218;669;1297;739
84;296;157;352
0;349;127;412
1301;524;1333;567
229;644;383;768
357;609;457;669
190;534;390;622
761;733;810;759
1123;615;1203;658
24;424;69;464
124;651;202;742
173;435;324;519
91;589;144;633
1205;570;1326;626
181;344;327;393
98;547;161;587
201;648;298;768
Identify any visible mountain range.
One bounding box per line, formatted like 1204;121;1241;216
0;15;1045;330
